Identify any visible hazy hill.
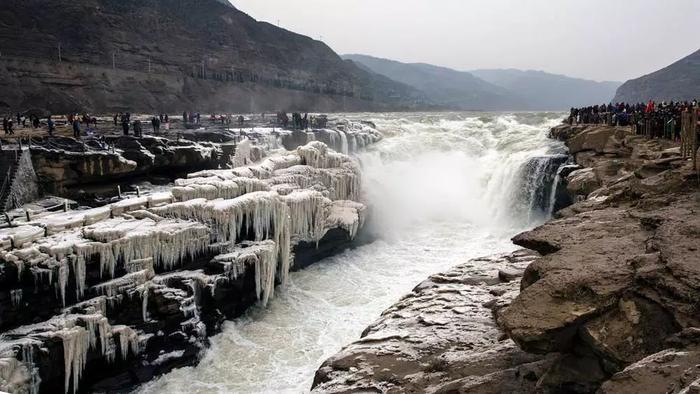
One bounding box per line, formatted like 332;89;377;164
344;55;621;110
0;0;426;113
343;54;524;110
614;48;700;103
471;69;621;110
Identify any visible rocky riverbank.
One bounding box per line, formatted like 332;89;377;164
313;123;700;393
0;121;382;393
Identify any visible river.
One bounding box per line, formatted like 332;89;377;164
137;111;566;393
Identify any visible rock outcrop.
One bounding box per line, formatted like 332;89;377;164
0;138;373;393
312;250;560;393
316;122;700;393
499;124;700;392
0;0;426;113
29;136;219;195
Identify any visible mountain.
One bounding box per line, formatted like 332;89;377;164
0;0;426;113
471;69;621;110
614;48;700;103
344;55;621;110
343;54;523;110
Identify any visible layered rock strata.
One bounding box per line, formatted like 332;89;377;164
0;139;371;393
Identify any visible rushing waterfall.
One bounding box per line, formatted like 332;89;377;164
138;112;567;394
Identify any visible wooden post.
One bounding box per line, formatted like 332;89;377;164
136;186;141;197
4;212;13;228
25;210;30;221
64;199;69;212
117;185;122;199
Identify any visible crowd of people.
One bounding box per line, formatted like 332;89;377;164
569;100;700;141
2;109;329;143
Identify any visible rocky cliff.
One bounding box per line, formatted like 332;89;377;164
314;123;700;393
0;0;426;113
614;48;700;103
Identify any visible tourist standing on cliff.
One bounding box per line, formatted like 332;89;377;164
133;119;143;137
47;117;55;137
151;116;160;134
121;114;130;135
72;118;81;139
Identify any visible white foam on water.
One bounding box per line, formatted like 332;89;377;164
137;111;566;394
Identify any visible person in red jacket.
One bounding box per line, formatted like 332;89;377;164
645;100;655;113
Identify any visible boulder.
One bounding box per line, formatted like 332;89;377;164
566;126;629;156
566;168;600;196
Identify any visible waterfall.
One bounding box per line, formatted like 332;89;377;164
138;111;570;394
517;154;570;223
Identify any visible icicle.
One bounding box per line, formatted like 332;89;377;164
70;256;86;300
10;289;23;308
281;190;330;242
56;325;89;394
57;262;69;307
112;326;139;360
140;284;150;323
339;131;349;154
211;241;278;305
21;345;41;394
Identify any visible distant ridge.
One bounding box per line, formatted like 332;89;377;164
471;69;621;110
343;54;522;110
614;48;700;103
344;55;621;110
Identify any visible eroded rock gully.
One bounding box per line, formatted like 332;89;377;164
315;124;700;393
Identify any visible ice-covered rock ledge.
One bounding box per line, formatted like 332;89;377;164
0;139;374;393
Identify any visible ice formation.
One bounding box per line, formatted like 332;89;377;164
0;137;375;393
326;201;367;240
211;241;278;305
0;309;142;394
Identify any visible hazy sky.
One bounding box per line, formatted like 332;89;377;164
230;0;699;82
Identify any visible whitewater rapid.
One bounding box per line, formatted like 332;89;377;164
138;112;566;394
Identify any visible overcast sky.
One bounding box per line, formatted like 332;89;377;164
230;0;699;82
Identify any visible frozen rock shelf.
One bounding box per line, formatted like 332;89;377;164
0;137;375;393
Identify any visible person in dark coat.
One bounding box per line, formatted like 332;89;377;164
73;119;81;139
2;117;8;135
121;114;130;135
47;117;55;137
